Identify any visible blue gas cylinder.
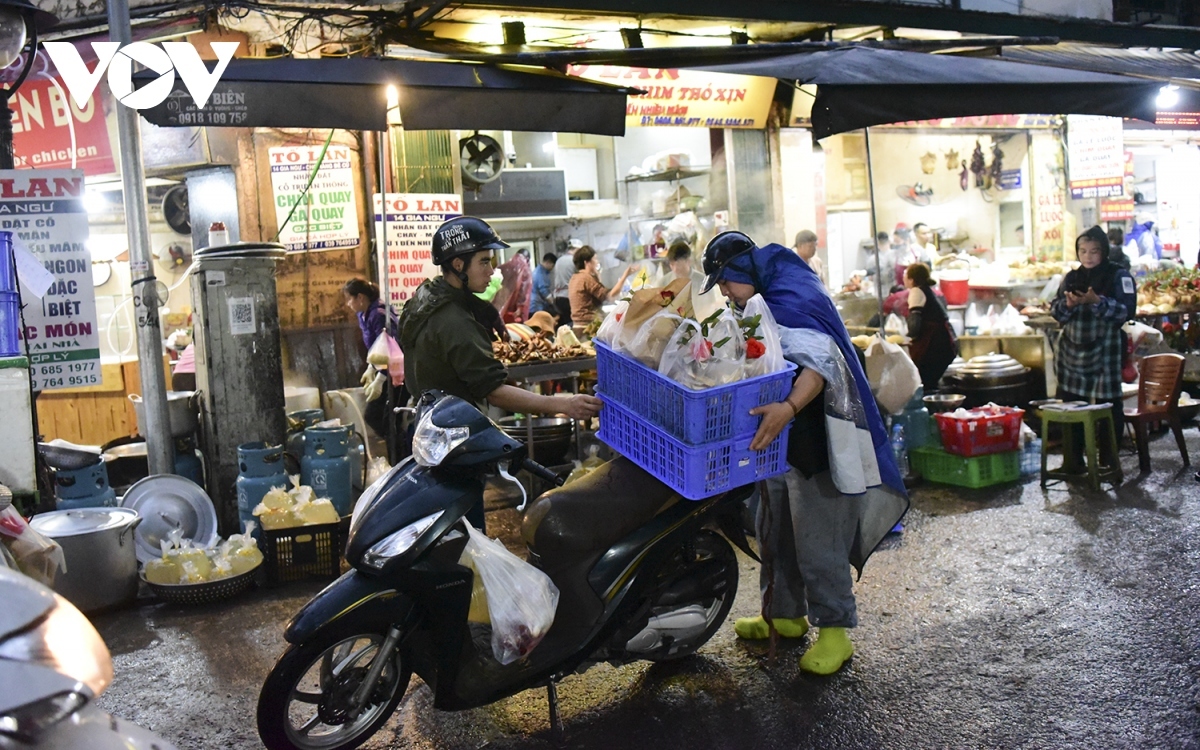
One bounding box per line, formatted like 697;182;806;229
301;425;353;516
173;449;205;488
893;389;932;450
236;442;290;534
54;460;117;510
285;409;324;464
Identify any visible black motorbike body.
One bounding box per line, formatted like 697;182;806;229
259;393;753;747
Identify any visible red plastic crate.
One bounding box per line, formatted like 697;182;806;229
935;406;1025;457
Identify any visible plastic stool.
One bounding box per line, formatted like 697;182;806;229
1039;406;1123;490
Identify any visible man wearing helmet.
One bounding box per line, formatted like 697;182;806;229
397;216;601;422
700;230;908;675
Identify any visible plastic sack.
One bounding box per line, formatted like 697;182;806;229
864;335;922;415
366;456;391;486
594;300;629;347
659;311;746;390
884;313;908;338
627;308;684;368
385;334;405;387
459;521;559;665
0;505;65;586
738;294;786;379
367;333;390;368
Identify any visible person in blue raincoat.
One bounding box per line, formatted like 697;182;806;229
700;231;909;675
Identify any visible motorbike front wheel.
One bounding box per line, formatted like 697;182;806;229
257;625;411;750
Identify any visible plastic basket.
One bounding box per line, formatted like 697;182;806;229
598;398;790;500
910;445;1021;489
141;563;260;605
935;406;1025;457
595;341;797;446
261;522;342;586
1020;438;1043;475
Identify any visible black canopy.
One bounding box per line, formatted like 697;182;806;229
137;57;636;135
697;46;1162;137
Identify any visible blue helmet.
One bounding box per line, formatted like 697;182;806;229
701;231;756;293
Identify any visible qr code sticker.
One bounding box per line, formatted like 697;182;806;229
227;297;256;335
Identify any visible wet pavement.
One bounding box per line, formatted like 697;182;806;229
92;432;1200;749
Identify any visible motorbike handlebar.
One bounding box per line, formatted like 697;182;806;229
522;458;564;487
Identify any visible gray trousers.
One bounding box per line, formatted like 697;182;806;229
756;467;858;628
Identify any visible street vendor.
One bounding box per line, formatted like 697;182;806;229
701;231;908;675
397;217;601;526
343;278;390;438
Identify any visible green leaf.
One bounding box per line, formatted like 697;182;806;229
713;336;731;349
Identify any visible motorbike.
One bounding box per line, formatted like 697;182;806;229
0;568;179;749
257;392;758;750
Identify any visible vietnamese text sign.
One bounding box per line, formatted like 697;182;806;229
1066;115;1124;199
373;193;461;305
10;72;114;175
269;145;360;252
569;66;775;129
3;170;100;390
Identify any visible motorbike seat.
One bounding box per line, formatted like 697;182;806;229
521;456;679;571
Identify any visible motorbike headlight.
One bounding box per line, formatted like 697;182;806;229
0;595;112;699
361;511;444;570
412;410;469;467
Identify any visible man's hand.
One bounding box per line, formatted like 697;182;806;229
360;364;377;387
749;402;795;451
558;394;602;420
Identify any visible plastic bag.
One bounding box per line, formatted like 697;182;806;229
594;300;629;347
459;521;559;665
659;311;746;389
864;335;921;415
884;313;908;338
0;505;65;586
385;334;405;387
367;333;390;368
738;294;786;378
366;456;391;486
627;308;683;368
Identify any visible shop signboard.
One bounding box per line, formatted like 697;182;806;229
373;193;461;305
269;145;361;252
2;169;101;390
569;65;775;129
9;74;115;175
869;114;1057;130
1030;132;1067;261
1099;197;1134;221
998;169;1022;190
1065;115;1124;199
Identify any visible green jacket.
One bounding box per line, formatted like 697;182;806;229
397;277;508;406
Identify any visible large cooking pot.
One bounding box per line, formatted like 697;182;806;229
942;352;1031;408
101;439;150;491
129;391;199;438
28;507;141;612
498;417;573;466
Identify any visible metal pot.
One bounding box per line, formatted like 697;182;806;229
946;353;1030;386
498;417;574;465
923;393;966;413
101;440;150;490
28;507;141;612
129;391;199;438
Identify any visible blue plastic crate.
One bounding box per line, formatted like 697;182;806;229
598;397;791;500
595;340;797;446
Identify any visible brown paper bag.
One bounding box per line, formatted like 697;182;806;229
623;277;693;332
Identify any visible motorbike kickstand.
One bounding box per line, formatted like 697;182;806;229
547;679;564;746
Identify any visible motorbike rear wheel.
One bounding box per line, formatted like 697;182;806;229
257;625;411;750
644;530;739;662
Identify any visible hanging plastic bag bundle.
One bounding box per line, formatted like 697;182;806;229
458;521;560;665
737;293;786;379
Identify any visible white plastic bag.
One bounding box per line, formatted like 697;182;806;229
738;294;786;378
594;300;629;347
884;313;908;338
627;308;684;368
864;335;921;415
366;333;390;368
459;521;559;665
659;311;746;389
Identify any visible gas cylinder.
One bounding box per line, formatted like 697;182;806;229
236;442;290;534
892;388;932;450
54;460;117;510
173;436;205;488
285;409;324;464
300;425;353;517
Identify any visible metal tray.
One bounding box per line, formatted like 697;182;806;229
121;475;219;563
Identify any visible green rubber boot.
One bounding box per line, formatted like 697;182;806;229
733;615;809;640
799;627;854;675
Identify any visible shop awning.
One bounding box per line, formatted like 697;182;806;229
696;47;1162;138
998;44;1200;81
136;57;637;135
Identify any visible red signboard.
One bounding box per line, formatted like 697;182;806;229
2;51;115;176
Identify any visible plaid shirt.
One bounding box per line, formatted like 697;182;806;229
1050;274;1134;400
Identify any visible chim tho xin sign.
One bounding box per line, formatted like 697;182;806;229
42;41;239;110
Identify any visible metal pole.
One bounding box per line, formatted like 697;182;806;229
107;0;173;474
864;127;885;324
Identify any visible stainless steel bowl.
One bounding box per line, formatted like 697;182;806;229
923;394;966;413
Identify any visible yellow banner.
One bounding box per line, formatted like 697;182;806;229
568;65;775;129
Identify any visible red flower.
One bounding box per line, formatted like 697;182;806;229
746;338;766;359
615;313;623;322
659;290;676;306
705;340;714;354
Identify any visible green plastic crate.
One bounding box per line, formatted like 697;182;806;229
910;445;1021;489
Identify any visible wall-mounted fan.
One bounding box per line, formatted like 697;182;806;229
156;241;192;269
459;133;504;185
161;184;190;235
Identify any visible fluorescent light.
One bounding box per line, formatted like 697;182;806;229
83;190;108;214
1157;85;1180;109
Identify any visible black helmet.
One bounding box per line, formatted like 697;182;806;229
431;216;509;266
701;231;757;293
